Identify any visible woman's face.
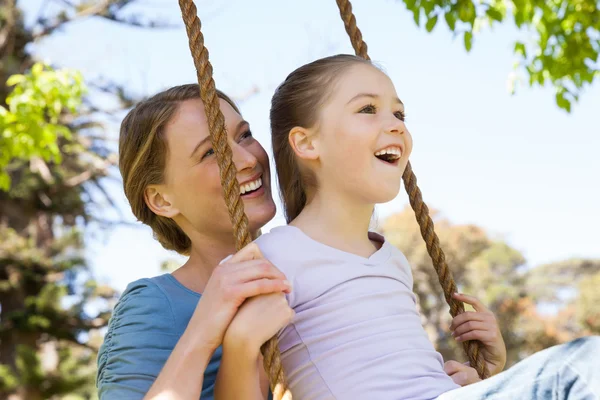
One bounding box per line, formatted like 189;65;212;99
154;98;276;242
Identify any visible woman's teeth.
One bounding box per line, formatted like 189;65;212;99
240;177;262;194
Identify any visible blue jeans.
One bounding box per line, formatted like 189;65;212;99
438;336;600;400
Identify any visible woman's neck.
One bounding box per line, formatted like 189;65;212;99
291;187;377;258
173;229;254;294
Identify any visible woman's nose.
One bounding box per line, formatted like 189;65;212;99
231;141;258;171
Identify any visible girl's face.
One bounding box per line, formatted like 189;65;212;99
151;98;276;240
301;63;413;206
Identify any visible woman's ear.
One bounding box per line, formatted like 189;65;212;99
289;126;319;161
144;185;179;218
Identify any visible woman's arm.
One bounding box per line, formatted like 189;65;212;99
97;243;291;400
144;324;215;400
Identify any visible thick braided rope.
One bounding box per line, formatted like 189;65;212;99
335;0;490;380
177;1;291;397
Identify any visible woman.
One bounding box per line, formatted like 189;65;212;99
96;84;294;400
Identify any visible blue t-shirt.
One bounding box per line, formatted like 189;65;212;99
97;274;269;399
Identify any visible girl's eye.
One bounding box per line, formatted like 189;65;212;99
240;130;253;140
359;104;377;114
394;110;406;121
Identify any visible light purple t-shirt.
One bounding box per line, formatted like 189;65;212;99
255;225;460;400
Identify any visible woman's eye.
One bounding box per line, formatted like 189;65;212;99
394;110;406;121
201;148;214;160
359;104;377;114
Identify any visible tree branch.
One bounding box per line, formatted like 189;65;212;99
63;156;116;188
33;0;113;40
32;0;177;41
0;0;17;59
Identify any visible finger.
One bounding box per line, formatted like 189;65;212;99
226;259;288;284
227;242;264;263
449;370;470;386
237;278;292;299
452;321;489;338
452;293;488;312
449;311;485;331
443;360;464;375
465;367;482;384
276;304;295;326
450;369;481;386
455;330;494;343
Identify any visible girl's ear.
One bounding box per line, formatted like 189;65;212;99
289;126;319;161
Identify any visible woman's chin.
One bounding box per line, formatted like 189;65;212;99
246;201;277;232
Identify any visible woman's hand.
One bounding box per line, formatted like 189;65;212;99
450;293;507;376
190;243;292;353
444;360;482;386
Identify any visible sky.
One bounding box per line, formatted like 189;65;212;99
20;0;600;292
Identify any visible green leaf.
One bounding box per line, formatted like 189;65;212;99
404;0;417;10
413;8;421;26
555;90;571;112
514;41;527;57
444;12;457;31
31;62;44;77
464;31;473;52
423;0;435;15
0;62;86;191
6;74;25;87
426;15;438;32
0;173;10;191
514;11;524;28
458;1;476;24
486;7;504;22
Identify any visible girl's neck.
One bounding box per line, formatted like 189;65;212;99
290;187;378;258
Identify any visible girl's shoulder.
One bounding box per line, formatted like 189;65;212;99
254;225;310;267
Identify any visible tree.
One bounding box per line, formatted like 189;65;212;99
0;63;86;190
380;206;598;367
401;0;599;111
0;1;166;398
0;57;116;400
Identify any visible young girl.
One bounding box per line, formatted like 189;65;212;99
249;54;505;399
217;54;600;400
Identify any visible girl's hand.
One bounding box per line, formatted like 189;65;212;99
450;293;507;376
444;360;482;386
224;292;295;355
190;243;292;353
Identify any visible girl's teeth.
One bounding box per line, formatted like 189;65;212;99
375;147;402;157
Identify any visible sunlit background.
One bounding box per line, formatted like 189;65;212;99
1;0;599;398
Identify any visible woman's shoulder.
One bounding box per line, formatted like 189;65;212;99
96;276;192;397
110;274;201;332
104;276;177;338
